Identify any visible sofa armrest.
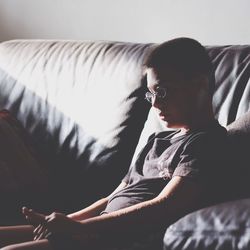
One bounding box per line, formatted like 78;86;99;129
163;198;250;250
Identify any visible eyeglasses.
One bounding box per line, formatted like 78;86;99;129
145;87;167;103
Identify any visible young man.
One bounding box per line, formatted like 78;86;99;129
0;38;227;250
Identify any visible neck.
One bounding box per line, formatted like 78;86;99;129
183;101;215;133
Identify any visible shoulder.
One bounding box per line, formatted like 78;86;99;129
183;121;227;152
187;120;226;140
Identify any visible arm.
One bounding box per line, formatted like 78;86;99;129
75;175;203;235
33;182;127;222
27;176;202;238
23;181;128;239
67;198;108;221
67;181;128;221
23;182;128;224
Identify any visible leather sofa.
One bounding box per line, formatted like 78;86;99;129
0;40;249;249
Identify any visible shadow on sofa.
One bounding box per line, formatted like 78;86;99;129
0;67;149;225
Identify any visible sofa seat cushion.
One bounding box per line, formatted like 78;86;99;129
163;198;250;250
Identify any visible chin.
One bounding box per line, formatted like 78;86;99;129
159;115;183;129
163;120;174;128
164;121;183;130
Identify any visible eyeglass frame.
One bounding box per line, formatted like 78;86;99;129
145;87;167;104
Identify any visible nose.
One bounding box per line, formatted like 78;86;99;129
151;95;162;109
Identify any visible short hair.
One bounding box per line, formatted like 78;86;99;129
144;37;215;94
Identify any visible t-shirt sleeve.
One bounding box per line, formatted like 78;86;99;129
172;133;221;183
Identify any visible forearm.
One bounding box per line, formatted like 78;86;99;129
76;196;174;236
67;197;109;221
68;181;127;221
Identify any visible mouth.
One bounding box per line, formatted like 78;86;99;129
154;108;169;121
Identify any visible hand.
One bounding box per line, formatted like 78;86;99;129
22;207;46;226
33;224;51;241
33;212;82;240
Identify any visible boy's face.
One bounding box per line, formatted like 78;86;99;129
146;67;204;129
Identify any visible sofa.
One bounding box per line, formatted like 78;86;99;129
0;39;249;249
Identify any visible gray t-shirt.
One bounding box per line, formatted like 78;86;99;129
102;120;227;214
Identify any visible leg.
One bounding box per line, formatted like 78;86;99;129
0;225;34;247
0;239;53;250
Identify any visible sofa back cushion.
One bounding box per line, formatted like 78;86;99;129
226;111;250;198
0;40;151;211
208;45;250;125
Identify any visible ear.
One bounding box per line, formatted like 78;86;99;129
194;76;211;110
192;74;209;86
192;75;210;97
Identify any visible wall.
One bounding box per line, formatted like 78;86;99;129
0;0;249;45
